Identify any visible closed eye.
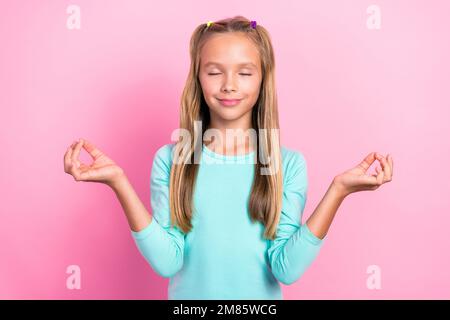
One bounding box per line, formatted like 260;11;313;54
207;73;252;76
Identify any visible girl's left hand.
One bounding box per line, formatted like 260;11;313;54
333;152;394;197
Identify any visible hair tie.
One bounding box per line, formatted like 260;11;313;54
206;21;213;28
250;20;257;29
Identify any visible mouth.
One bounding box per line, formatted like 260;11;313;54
217;98;243;107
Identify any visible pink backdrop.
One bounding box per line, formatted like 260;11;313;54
1;0;449;299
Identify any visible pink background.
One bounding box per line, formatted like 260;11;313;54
1;0;449;299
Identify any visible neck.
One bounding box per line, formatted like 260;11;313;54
205;123;256;156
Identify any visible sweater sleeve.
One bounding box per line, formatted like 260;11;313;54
130;144;185;278
267;151;325;285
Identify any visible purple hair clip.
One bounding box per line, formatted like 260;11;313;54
250;20;257;29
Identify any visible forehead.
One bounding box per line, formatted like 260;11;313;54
200;33;260;69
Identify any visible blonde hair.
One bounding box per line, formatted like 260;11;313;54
169;15;283;240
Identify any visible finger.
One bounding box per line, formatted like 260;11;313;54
71;165;87;181
64;145;74;172
357;152;377;171
376;165;385;185
64;140;78;170
371;166;381;179
376;153;391;182
387;154;394;177
71;139;84;169
82;139;103;160
384;154;392;181
360;172;380;187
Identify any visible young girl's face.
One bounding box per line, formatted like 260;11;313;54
199;32;262;129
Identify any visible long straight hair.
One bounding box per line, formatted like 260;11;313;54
169;16;283;240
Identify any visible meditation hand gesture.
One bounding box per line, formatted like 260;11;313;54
63;139;124;186
333;152;394;197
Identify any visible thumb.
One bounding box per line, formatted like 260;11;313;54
357;152;377;172
82;139;103;160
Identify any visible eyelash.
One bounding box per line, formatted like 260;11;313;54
208;73;252;76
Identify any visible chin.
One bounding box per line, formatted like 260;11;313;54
215;106;246;117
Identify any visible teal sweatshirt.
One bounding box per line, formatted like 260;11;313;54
131;143;325;299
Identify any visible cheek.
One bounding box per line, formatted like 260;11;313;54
242;78;261;98
200;77;219;97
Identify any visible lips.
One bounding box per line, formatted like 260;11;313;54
217;98;242;107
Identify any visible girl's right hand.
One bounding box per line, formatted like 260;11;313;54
63;138;125;186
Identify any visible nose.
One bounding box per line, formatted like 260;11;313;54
221;73;237;93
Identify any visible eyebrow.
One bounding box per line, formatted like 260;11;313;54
203;62;257;69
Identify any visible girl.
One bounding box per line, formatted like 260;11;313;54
63;16;393;300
